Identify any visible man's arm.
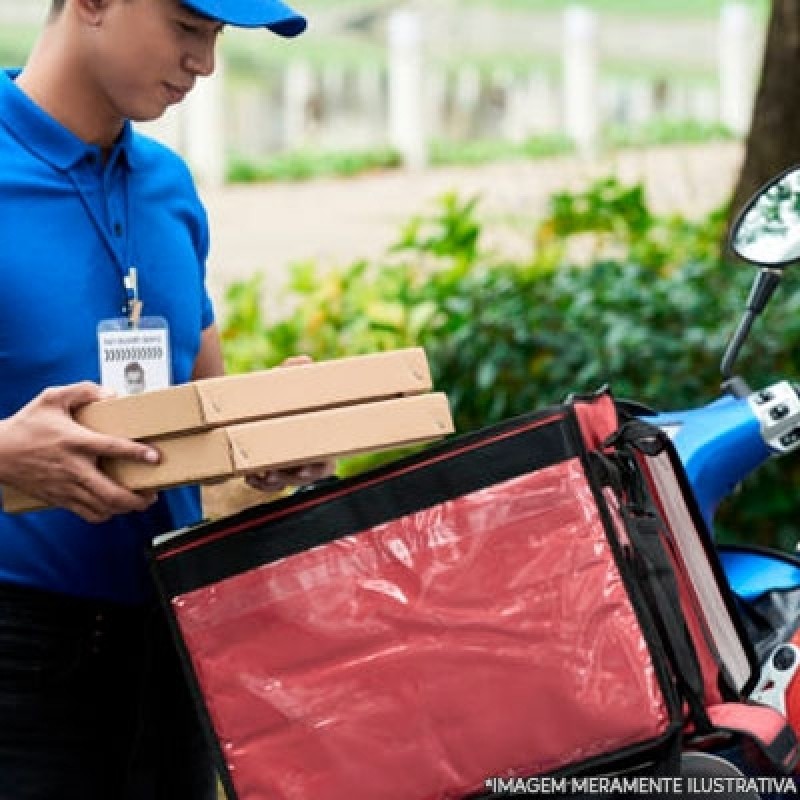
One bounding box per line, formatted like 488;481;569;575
0;383;160;523
191;323;226;381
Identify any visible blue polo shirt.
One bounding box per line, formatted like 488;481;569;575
0;70;215;604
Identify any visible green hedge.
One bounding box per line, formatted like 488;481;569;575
220;178;800;552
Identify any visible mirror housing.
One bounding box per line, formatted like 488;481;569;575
730;165;800;267
722;166;800;390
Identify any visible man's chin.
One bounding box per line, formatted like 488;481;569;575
128;104;172;124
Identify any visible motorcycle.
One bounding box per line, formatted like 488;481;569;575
638;165;800;723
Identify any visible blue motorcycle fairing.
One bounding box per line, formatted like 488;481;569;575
718;545;800;602
640;394;772;533
638;395;800;600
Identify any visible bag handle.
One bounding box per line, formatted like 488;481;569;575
695;703;800;774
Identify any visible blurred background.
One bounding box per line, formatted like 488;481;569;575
0;1;767;175
0;0;768;292
8;0;800;550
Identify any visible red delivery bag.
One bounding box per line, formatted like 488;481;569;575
150;388;797;800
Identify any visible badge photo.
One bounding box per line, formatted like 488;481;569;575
97;317;172;396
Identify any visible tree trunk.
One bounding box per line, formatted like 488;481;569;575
730;0;800;221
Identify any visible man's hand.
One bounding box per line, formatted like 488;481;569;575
244;461;335;494
0;383;160;523
244;354;336;494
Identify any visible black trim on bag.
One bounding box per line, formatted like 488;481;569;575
615;406;760;697
154;402;567;555
599;423;712;731
759;720;800;773
562;404;686;768
644;430;759;697
153;577;240;800
153;412;577;597
623;511;712;734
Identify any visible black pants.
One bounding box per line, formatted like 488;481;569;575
0;582;217;800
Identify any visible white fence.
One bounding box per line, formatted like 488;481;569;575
2;2;763;185
153;3;761;185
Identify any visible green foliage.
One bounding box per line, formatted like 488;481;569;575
227;147;402;183
220;178;800;550
226;124;730;184
430;135;574;167
606;120;735;148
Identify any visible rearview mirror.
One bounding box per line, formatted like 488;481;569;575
730;166;800;267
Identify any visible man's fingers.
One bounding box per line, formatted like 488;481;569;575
40;382;114;412
280;355;312;368
245;460;337;494
58;489;113;525
27;457;159;521
290;460;336;482
63;502;111;525
34;478;116;524
245;472;289;493
69;469;157;517
0;383;161;520
47;480;155;523
80;431;160;464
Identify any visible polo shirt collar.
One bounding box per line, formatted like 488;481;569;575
0;69;139;172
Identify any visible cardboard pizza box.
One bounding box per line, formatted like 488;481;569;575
74;348;433;441
2;393;454;513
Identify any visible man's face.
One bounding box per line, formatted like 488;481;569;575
124;366;146;395
84;0;224;123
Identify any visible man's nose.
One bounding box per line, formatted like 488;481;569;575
184;42;216;78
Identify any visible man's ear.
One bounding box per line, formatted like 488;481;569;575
72;0;114;26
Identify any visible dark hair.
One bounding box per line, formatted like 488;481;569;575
51;0;66;11
124;362;145;378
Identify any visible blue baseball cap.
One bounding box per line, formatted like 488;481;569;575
181;0;307;36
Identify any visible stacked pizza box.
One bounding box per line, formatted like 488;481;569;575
3;348;454;513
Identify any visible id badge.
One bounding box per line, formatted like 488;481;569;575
97;317;172;396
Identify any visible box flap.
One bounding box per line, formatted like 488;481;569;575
195;348;432;426
102;429;235;491
228;393;453;471
75;384;205;440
